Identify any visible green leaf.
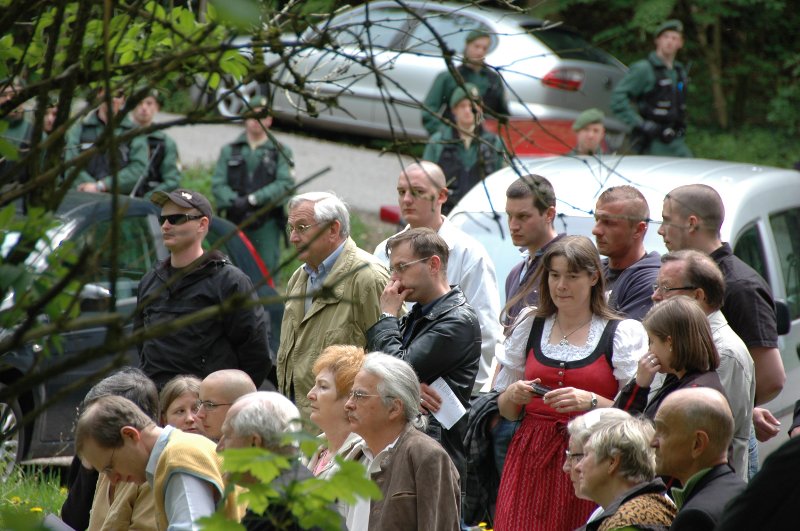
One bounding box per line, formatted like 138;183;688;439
0;136;18;162
196;511;244;531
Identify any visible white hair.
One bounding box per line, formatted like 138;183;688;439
287;191;350;237
228;391;301;451
361;352;426;430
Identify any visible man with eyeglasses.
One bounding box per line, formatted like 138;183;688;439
651;250;754;480
592;185;661;321
659;184;784;473
196;369;257;442
135;189;270;390
346;353;461;530
368;227;481;491
75;395;238;530
68;86;149;194
277;191;390;420
374;161;502;396
212;96;295;274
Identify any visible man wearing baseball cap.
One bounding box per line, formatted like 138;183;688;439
569;108;608;156
610;19;692;157
134;188;271;389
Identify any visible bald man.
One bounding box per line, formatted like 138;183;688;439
651;388;746;530
373;161;502;395
196;369;256;441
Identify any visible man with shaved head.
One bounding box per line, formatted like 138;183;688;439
659;184;784;469
374;161;501;395
651;388;746;530
196;369;256;441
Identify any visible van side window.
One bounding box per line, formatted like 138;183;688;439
733;223;769;285
769;208;800;319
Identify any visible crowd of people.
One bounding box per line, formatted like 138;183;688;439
1;13;794;531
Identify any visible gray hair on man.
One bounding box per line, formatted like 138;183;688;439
287;191;351;237
586;416;656;484
82;366;159;422
361;352;426;430
227;391;301;453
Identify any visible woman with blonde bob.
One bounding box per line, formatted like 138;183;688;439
494;235;648;530
574;416;676;530
614;296;724;418
306;345;366;478
159;375;203;435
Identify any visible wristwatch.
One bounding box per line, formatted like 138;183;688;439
589;392;598;410
379;312;396;321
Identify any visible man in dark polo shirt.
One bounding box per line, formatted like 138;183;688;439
659;183;785;476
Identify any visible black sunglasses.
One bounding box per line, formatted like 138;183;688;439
159;214;205;226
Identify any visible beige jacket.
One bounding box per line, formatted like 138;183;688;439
277;237;389;418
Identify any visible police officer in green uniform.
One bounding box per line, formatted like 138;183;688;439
212;96;294;275
422;29;509;136
67;88;149;194
568;108;609;156
130;89;181;198
423;83;506;215
610;20;692;157
0;79;34;203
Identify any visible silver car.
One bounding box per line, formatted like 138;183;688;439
448;155;800;460
217;1;628;152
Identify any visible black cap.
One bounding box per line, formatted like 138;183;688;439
151;189;213;219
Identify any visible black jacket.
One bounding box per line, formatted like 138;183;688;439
615;371;726;419
671;464;745;530
367;286;481;480
135;250;270;388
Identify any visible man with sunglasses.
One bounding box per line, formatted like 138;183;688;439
68;86;149;194
367;227;481;489
135;189;271;390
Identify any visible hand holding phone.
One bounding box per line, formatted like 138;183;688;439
530;382;552;396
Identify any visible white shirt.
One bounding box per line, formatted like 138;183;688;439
146;426;217;531
494;309;645;391
374;217;504;392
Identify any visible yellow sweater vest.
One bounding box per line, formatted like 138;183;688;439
152;429;238;530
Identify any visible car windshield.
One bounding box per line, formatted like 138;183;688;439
522;23;619;65
0;221;76;272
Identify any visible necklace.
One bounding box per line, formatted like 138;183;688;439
555;315;593;346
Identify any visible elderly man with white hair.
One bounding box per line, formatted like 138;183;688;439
346;353;461;531
277;191;391;419
218;391;333;531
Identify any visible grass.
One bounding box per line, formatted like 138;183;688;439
0;466;66;528
689;125;800;168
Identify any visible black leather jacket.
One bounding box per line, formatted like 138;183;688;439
135;250;271;388
367;286;481;479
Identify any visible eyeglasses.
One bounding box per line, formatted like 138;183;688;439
347;389;385;402
159;214;205;226
388;256;432;275
652;283;696;294
285;223;320;236
196;400;233;412
564;449;585;463
102;447;117;476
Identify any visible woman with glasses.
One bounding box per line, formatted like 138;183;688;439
614;296;724;418
494;236;647;531
159;375;203;435
573;416;676;530
306;345;367;525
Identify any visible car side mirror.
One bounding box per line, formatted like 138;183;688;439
79;283;112;313
776;299;791;336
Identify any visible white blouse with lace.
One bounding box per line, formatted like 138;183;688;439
494;307;647;391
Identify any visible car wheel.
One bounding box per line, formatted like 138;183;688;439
0;385;25;479
216;79;266;118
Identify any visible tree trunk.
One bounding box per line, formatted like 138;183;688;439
692;13;728;129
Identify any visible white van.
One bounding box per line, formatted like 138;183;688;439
449;155;800;458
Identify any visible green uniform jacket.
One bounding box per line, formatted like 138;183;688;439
423;126;507;170
210;132;294;211
277;238;390;419
65;110;149;193
0;115;34;181
140;129;181;198
610;52;692;157
422;64;509;136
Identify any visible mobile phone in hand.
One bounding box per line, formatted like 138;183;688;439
530;383;552;396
